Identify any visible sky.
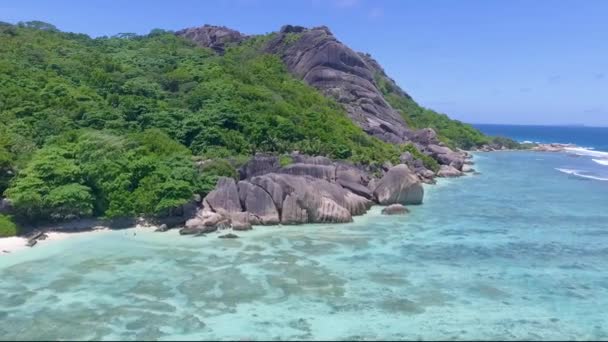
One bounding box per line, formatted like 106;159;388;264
2;0;607;126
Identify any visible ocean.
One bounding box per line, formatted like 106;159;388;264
1;125;608;340
476;124;608;182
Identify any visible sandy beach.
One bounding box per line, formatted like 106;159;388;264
0;229;114;255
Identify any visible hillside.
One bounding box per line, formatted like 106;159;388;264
0;21;500;234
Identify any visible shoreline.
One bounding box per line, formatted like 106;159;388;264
0;229;112;254
4;145;598;255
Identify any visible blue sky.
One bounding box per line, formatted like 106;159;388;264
2;0;607;126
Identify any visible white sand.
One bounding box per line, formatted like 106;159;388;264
0;228;113;255
0;236;28;254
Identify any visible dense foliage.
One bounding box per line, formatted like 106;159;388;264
0;214;18;237
0;22;403;226
4;130;203;222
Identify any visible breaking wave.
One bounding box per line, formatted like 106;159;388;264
555;168;608;182
592;159;608;166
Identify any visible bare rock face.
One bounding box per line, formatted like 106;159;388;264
437;165;464;178
249;175;285;214
176;25;246;54
238;154;280;180
202;177;242;213
278;163;336;181
237;181;280;225
424;144;466;171
408;128;440;146
265;25;410;143
252;173;373;224
230;212;252;231
291;154;333;165
373;164;424;205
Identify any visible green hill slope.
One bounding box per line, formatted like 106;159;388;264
0;22;403;226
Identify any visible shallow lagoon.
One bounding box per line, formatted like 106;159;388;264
2;151;608;340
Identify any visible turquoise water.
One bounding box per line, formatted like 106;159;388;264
2;151;608;340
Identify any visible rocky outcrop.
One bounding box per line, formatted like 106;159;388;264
238;154;280;180
462;164;475;173
189;154;379;227
237;181;280;225
278;163;336;181
229;212;252;231
372;164;424;205
381;204;410;215
265;25;411;143
422;143;466;171
437;165;463;178
176;25;246;54
202;177;242;213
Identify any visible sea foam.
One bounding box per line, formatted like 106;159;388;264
555;168;608;181
592;159;608;166
564;147;608;159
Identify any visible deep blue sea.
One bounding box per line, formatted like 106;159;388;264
0;125;608;340
474;124;608;151
476;124;608;182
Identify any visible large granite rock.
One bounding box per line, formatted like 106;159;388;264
238;154;280;180
252;173;372;224
408;128;439;146
202;177;242;213
230;212;252;231
249;175;285;213
424;144;465;171
437;165;463;178
265;25;410;143
290;154;333;165
372;164;424;205
278;163;336;181
176;25;246;54
237;181;280;225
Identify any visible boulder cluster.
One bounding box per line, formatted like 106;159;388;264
180;154;425;235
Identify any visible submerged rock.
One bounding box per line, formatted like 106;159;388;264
373;164;424;205
218;233;239;239
381;204;410;215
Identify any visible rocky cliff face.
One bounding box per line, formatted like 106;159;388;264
178;24;412;143
265;25;411;143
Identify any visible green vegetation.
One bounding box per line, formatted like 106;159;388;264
375;73;491;149
0;214;18;237
279;154;294;167
5;130;202;222
400;144;440;172
0;22;401;224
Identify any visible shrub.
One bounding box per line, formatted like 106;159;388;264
0;214;18;237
